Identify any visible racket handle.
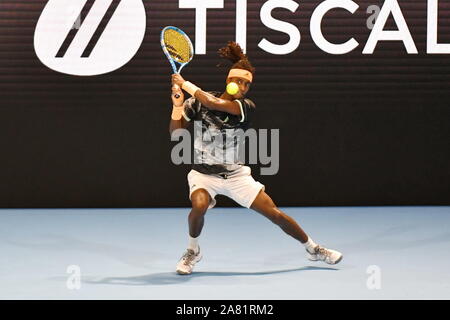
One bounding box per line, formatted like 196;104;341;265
172;71;182;99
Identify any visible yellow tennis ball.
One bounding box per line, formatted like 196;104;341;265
226;82;239;95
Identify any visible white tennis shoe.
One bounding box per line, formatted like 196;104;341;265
306;245;343;265
176;247;202;275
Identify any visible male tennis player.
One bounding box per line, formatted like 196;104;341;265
170;41;343;275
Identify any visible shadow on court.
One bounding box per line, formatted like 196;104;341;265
83;266;339;286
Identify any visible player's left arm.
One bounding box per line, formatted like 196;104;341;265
171;74;241;115
194;91;241;115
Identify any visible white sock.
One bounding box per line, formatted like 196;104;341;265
303;237;318;253
188;235;199;253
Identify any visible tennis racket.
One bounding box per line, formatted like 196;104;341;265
161;26;194;98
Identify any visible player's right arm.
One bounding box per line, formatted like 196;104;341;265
169;84;190;135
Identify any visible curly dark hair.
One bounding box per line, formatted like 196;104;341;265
217;41;255;76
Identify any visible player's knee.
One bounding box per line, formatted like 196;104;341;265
191;191;210;214
192;201;209;214
192;196;209;214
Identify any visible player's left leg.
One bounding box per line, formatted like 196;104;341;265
250;190;343;265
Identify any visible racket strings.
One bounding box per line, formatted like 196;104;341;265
163;29;192;63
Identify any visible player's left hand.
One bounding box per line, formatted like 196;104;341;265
172;74;186;87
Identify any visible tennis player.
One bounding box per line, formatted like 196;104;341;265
170;41;343;275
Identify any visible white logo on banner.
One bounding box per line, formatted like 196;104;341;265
34;0;146;76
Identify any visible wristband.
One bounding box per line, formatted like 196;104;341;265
182;81;201;97
171;105;184;120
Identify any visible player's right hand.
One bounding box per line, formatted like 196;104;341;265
172;84;184;106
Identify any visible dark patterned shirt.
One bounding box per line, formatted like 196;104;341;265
182;91;256;175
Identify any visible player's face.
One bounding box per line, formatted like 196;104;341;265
226;77;251;98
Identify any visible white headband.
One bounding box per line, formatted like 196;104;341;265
227;68;253;83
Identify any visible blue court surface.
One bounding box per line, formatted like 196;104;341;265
0;206;449;300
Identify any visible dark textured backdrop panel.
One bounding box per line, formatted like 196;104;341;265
0;0;449;207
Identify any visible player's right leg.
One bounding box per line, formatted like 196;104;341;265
250;190;343;265
176;188;211;275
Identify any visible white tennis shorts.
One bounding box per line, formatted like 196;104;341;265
187;166;265;209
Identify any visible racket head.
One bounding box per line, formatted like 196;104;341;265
160;26;194;73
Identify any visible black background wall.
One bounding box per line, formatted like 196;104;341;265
0;0;449;208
